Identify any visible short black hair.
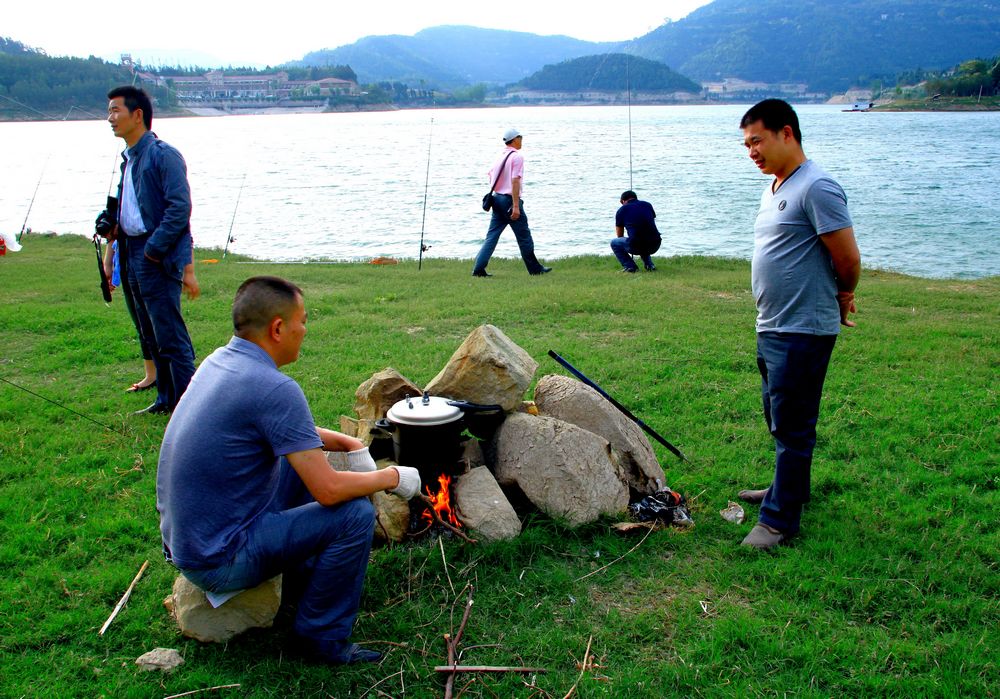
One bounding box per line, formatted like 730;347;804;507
232;276;303;338
620;190;637;203
107;85;153;131
740;98;802;144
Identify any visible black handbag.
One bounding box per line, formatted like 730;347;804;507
482;151;514;212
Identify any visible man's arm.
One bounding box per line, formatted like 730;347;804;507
182;262;200;300
510;176;521;220
286;448;403;506
316;427;364;452
615;225;625;238
145;146;192;262
820;226;861;327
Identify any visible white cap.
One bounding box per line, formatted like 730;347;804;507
502;127;522;143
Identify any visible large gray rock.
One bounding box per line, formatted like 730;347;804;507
492;413;629;527
424;325;538;412
166;575;282;643
454;467;521;541
534;374;666;495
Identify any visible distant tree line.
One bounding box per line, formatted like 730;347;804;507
924;57;1000;97
153;63;358;84
0;37;172;119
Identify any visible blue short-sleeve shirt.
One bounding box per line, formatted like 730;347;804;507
156;336;323;569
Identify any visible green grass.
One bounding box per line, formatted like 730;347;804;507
1;234;997;698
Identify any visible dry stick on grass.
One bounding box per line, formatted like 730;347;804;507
417;494;478;544
561;635;593;699
574;526;654;583
162;684;241;699
443;585;475;699
434;665;549;673
440;536;455;595
358;670;404;699
98;559;149;635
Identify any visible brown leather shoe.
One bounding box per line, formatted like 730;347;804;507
737;487;769;504
740;523;787;550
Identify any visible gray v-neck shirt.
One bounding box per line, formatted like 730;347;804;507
751;159;853;335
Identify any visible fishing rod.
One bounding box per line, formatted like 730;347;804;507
223;172;246;259
548;350;689;463
418;117;434;271
626;52;633;191
17;156;49;243
0;376;125;436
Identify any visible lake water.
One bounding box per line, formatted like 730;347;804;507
1;104;998;279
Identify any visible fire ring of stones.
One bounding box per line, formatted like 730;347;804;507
337;324;670;543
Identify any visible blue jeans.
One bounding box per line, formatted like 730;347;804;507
610;237;658;271
123;234;195;409
473;194;545;274
755;332;837;534
180;459;376;642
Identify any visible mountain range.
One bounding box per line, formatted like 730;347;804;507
296;0;1000;93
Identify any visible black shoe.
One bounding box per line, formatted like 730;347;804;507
132;402;171;416
472;270;492;277
295;636;383;665
644;264;657;271
530;267;552;276
621;267;637;273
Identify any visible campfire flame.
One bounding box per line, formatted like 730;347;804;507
422;473;461;528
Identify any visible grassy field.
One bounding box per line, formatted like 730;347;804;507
0;234;996;698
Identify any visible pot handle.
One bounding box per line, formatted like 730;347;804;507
373;418;394;435
446;400;504;414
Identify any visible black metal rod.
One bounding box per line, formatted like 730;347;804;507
418;117;433;271
548;350;688;463
223;172;246;259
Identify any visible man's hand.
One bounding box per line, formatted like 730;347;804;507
837;290;857;327
510;203;521;221
182;264;200;300
388;466;421;499
345;447;377;473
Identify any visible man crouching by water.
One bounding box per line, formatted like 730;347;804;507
156;276;422;664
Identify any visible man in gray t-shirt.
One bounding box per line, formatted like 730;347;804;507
736;99;861;550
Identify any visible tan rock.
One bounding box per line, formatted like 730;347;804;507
135;648;184;672
424;325;538;412
373;459;413;543
454;467;521;541
492;413;629;527
168;575;281;643
354;368;422;423
534;374;666;495
339;415;359;438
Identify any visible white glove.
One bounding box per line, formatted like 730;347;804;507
345;446;377;473
388;466;422;500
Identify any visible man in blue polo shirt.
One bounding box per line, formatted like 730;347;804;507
157;276;421;664
612;190;662;273
737;99;861;550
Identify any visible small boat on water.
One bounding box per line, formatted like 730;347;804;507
843;101;874;112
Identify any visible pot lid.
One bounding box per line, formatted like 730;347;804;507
386;393;463;427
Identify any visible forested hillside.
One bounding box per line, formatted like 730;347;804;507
518;54;700;93
630;0;1000;91
0;38;141;118
297;26;609;88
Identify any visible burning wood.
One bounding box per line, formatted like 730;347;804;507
422;473;461;528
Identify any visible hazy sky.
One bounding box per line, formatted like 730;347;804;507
5;0;713;67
